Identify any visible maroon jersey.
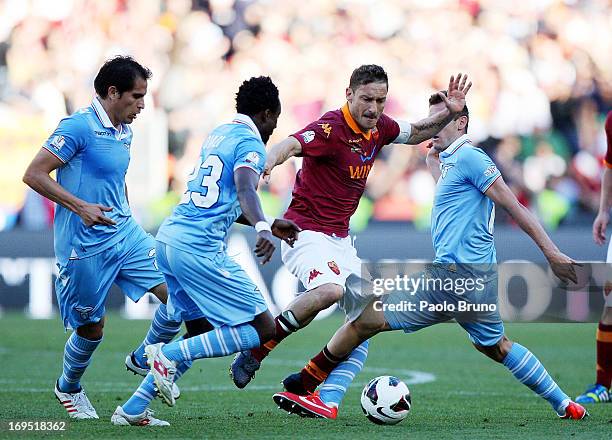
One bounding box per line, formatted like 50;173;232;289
604;112;612;168
284;104;401;237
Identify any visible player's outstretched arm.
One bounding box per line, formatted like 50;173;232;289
262;136;302;183
485;176;578;284
22;148;116;226
235;166;300;263
404;73;472;145
594;168;612;245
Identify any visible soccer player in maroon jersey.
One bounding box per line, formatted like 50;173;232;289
230;64;471;389
576;111;612;404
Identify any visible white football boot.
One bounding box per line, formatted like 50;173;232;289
111;405;169;426
144;343;176;406
54;381;99;419
125;351;181;400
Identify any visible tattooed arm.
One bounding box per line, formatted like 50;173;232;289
395;73;472;145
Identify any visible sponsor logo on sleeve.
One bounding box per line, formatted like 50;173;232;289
50;135;65;151
245;151;261;166
484;165;498;177
301;130;315;144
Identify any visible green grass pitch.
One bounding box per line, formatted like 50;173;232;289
0;314;610;439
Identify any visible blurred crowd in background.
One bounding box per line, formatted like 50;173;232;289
1;0;610;232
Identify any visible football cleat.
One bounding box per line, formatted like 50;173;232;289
230;351;260;388
145;343;176;407
557;401;589;420
125;351;181;400
273;391;338;419
111;405;169;426
282;371;310;395
54;381;99;419
575;384;610;404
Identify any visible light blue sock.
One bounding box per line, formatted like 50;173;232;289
122;360;192;416
57;332;102;393
133;304;181;367
161;324;260;362
502;342;570;412
320;340;369;407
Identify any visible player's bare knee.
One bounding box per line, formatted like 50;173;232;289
474;335;511;363
252;311;276;342
352;315;385;339
150;283;168;304
76;319;104;340
314;283;344;309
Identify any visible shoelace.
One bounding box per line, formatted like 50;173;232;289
72;391;95;413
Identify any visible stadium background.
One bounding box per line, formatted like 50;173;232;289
0;1;611;437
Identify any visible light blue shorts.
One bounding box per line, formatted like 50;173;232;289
383;264;504;347
156;241;268;327
55;226;164;329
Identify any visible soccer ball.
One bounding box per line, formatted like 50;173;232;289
360;375;411;425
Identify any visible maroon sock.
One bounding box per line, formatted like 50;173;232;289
596;322;612;388
251;314;297;362
300;346;344;393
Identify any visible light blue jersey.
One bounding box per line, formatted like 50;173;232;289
431;134;501;265
43;97;138;265
157;114;267;257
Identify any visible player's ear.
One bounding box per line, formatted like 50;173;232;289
346;87;354;103
457;115;468;131
108;86;120;100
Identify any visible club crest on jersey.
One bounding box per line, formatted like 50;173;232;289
308;269;323;283
301;130;315;144
245;152;261;166
318;123;332;138
441;163;454;179
50;135;65;151
327;261;340;275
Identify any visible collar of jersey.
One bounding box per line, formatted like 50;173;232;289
341;104;372;140
232;113;262;142
92;97;125;137
440;134;471;160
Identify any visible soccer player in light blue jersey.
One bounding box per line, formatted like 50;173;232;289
23;57;182;421
111;76;300;426
274;84;588;420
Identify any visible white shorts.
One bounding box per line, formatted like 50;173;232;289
281;230;371;321
605;241;612;307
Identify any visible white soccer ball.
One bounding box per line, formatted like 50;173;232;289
360;375;411;425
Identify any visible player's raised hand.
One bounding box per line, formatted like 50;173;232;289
254;230;276;264
271;219;301;247
438;73;472;115
548;250;580;284
78;203;116;227
592;210;609;245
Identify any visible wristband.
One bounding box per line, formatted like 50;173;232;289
255;221;272;233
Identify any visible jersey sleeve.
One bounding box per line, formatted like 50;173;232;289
291;119;335;158
377;113;402;145
234;138;267;175
42;115;86;163
460;147;501;193
604;112;612;168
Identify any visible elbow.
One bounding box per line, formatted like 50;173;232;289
22;168;35;188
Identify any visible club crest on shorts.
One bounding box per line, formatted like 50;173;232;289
328;261;340;275
74;306;94;320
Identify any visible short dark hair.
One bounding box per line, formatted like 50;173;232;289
235;76;280;117
429;91;469;131
94;56;152;98
349;64;388;90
